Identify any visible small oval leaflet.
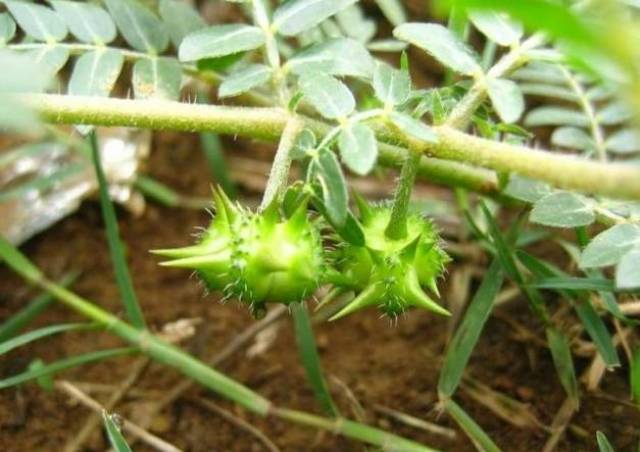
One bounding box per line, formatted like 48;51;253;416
159;0;205;48
6;1;68;42
273;0;357;37
132;57;182;100
338;122;378;175
530;192;595;228
580;223;640;268
179;24;265;62
104;0;169;54
219;64;272;99
51;0;116;44
298;73;355;120
394;22;480;75
486;78;525;124
372;62;411;107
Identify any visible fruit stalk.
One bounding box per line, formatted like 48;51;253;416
385;148;422;240
259;118;302;211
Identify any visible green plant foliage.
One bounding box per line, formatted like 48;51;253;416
5;1;68;42
486;78;525;123
0;12;16;44
104;0;169;53
372;62;411;107
178;24;265;62
338;122;378;175
468;10;522;47
158;0;205;48
219;64;272;99
438;260;504;398
103;411;133;452
530;192;595;228
299;73;355;119
132;57;182;100
68;50;124;98
394;22;481;75
51;1;116;44
272;0;357;37
285;38;374;79
2;1;640;450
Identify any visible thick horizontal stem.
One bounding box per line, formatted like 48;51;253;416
24;94;498;195
430;126;640;199
22;94;640;199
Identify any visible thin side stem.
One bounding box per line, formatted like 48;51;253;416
445;34;546;129
260;118;302;210
560;66;607;161
385;149;422;240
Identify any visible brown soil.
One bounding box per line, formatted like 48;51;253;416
1;131;638;452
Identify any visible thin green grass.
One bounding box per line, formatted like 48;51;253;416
0;272;77;342
0;236;437;451
89;131;146;329
438;259;504;398
0;322;95;355
443;399;501;452
103;411;133;452
291;302;339;416
0;347;137;389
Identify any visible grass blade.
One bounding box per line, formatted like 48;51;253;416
0;322;94;355
0;237;437;450
291;302;339;416
443;399;501;452
200;131;237;198
89;131;146;329
103;411;133;452
631;348;640;406
134;175;211;209
596;431;615;452
517;251;620;367
0;235;43;283
0;347;137;389
532;277;615;292
481;204;549;320
573;300;620;368
438;259;504;398
0;272;77;342
273;407;438;452
546;327;579;404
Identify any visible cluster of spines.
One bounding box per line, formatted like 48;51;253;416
153;188;450;321
152;188;324;317
327;195;450;320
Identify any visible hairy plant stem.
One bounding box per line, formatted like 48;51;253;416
385;148;422;240
20;94;640;199
259;117;302;210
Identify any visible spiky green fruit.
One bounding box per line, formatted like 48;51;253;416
153;188;324;315
328;196;450;319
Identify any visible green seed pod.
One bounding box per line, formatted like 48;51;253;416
153;188;324;315
328;196;450;319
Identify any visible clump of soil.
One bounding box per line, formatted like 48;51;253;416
0;132;638;451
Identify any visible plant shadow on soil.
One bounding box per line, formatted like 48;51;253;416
0;132;638;452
